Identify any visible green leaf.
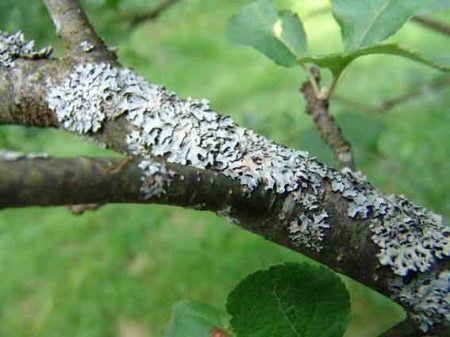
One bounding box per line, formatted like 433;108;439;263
164;300;230;337
226;0;307;67
226;263;350;337
298;43;450;77
331;0;450;51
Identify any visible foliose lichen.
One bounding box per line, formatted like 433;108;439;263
80;41;95;53
46;63;450;276
138;160;174;199
0;150;49;161
47;63;121;133
389;270;450;332
0;30;51;68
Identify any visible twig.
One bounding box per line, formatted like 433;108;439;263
124;0;180;29
412;15;450;36
43;0;116;61
334;76;450;114
300;67;356;170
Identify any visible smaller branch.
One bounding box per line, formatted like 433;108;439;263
124;0;180;29
300;68;355;170
378;319;424;337
334;76;450;114
412;15;450;36
43;0;116;61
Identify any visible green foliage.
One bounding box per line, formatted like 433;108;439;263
227;0;450;83
331;0;450;51
226;263;351;337
163;300;230;337
226;0;307;67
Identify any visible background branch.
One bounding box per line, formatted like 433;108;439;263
334;76;450;114
412;15;450;36
123;0;180;29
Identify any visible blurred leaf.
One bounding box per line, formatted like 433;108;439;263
331;0;450;51
226;263;350;337
102;0;121;9
298;43;450;76
164;300;230;337
226;0;307;67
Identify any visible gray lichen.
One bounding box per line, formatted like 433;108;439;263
330;168;449;277
0;30;51;68
46;63;450;280
47;63;121;133
138;161;174;199
0;150;49;161
389;270;450;331
80;41;95;53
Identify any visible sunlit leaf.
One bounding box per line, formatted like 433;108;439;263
226;0;307;67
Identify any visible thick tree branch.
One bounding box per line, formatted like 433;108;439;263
1;3;449;334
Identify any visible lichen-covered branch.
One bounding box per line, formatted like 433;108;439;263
300;70;356;170
42;0;116;61
0;20;449;335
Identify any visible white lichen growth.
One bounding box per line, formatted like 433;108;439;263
330;168;449;276
46;62;450;273
47;63;121;133
289;210;329;252
0;30;51;68
80;41;95;52
138;161;174;199
0;150;49;161
390;271;450;332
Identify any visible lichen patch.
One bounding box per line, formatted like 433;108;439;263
390;270;450;332
0;30;51;68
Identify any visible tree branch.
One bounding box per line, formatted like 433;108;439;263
334;76;450;114
42;0;116;61
124;0;181;29
412;15;450;36
300;68;355;170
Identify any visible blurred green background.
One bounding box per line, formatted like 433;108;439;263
0;0;449;336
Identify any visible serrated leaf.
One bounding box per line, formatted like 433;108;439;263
226;263;350;337
298;43;450;77
226;0;307;67
331;0;450;51
164;300;230;337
